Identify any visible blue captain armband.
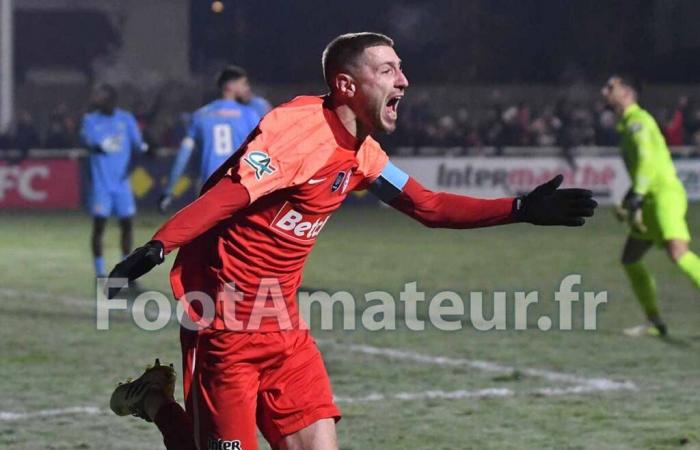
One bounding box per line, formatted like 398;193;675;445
368;160;410;203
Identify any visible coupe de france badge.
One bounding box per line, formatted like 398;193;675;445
244;151;277;180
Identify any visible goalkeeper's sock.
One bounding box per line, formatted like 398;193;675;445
677;251;700;289
94;256;106;277
623;261;659;319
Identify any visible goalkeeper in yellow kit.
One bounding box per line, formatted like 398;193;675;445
602;75;700;336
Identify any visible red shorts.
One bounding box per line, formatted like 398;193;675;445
180;327;340;450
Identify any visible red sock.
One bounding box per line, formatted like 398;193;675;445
153;401;197;450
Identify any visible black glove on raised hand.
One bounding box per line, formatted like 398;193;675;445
514;175;597;226
107;240;164;298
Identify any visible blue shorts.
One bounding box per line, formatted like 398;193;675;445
90;183;136;218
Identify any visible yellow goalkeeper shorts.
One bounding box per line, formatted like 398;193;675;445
631;182;691;246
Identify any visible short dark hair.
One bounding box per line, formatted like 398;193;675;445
322;32;394;88
613;73;643;95
217;65;247;89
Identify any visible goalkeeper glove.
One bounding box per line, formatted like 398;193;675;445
622;189;644;215
514;174;597;226
620;189;647;233
107;240;164;298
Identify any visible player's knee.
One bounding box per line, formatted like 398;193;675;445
666;240;688;264
280;419;338;450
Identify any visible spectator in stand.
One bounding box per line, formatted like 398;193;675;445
431;115;463;146
687;107;700;147
0;129;12;149
500;105;523;145
552;100;579;168
570;104;596;146
406;92;435;146
530;106;561;146
133;99;163;150
14;110;41;153
44;104;79;148
664;96;687;147
516;101;532;145
480;105;504;147
455;108;481;148
594;101;619;146
10;84;700;150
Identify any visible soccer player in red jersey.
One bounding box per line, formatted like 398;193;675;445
108;33;596;450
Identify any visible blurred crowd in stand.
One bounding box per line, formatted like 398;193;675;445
383;94;700;152
2;84;700;155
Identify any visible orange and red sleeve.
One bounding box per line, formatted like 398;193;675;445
389;177;516;229
152;177;250;253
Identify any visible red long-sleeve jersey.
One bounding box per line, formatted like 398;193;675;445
153;96;515;332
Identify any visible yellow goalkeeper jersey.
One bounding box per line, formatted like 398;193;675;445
617;103;682;196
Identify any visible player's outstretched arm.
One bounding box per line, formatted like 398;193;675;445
159;138;195;213
108;177;250;288
376;171;596;228
152;177;250;250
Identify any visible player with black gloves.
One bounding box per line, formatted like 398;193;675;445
107;32;597;450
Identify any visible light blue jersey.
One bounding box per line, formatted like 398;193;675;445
80;109;145;217
81;108;145;191
164;99;261;195
249;96;272;118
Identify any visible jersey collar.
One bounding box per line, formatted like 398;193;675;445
622;103;641;120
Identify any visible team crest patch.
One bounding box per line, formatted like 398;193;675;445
331;171;347;192
244;151;276;180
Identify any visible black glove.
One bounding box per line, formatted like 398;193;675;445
107;240;164;298
620;188;646;233
514;175;597;226
622;189;644;216
158;194;173;214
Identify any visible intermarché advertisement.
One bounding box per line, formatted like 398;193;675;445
2;154;700;209
393;156;700;205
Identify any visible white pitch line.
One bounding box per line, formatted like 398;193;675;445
319;340;637;393
0;380;632;423
0;390;507;422
3;288;638;396
334;387;513;404
0;406;102;422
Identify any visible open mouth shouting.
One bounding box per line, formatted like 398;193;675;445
385;94;403;121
